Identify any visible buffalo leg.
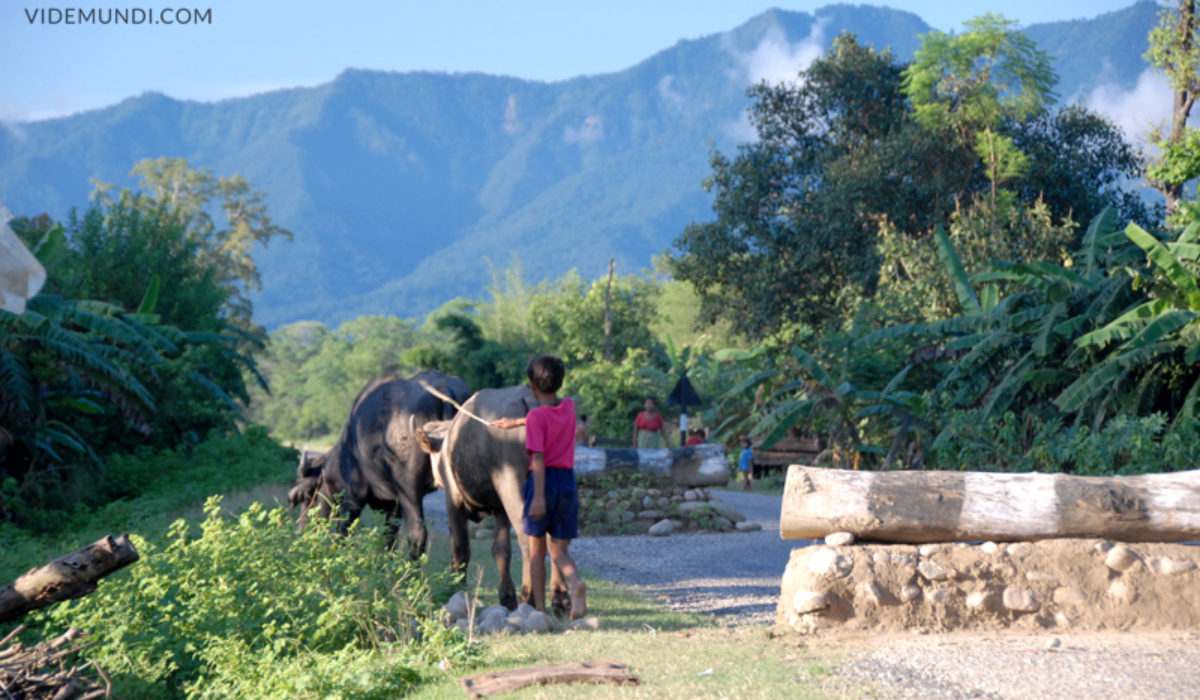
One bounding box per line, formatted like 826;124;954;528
493;470;536;607
444;493;472;576
491;510;518;610
397;493;429;560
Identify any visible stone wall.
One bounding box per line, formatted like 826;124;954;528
778;536;1200;634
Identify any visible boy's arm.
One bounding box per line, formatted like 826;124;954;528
493;416;526;429
529;451;547;520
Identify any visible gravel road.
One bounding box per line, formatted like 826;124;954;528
570;489;802;624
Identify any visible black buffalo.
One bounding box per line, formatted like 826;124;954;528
287;369;470;558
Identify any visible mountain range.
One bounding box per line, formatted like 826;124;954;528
0;2;1163;328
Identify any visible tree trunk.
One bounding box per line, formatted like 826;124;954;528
603;258;614;362
0;535;139;623
780;465;1200;543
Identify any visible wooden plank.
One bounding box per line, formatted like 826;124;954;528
461;659;638;698
0;535;139;623
780;465;1200;543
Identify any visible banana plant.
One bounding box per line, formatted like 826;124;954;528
1056;219;1200;422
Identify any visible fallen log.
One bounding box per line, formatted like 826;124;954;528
461;659;638;698
780;465;1200;543
574;444;728;486
0;535;139;623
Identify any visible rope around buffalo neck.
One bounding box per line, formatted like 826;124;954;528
415;379;492;427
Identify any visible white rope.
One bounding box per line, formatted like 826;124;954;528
416;380;492;427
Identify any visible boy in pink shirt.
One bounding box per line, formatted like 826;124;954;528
493;355;587;619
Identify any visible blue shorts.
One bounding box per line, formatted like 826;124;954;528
522;468;579;540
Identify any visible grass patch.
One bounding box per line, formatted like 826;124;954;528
409;625;842;699
712;471;788;497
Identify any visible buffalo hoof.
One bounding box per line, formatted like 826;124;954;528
550;588;572;619
500;590;519;612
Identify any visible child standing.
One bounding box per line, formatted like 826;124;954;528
493;355;587;619
739;438;754;491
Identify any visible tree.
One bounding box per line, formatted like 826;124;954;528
1145;1;1200;220
671;33;976;337
903;14;1057;218
92;157;292;327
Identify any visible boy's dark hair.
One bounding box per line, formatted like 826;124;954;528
741;438;751;447
527;354;565;394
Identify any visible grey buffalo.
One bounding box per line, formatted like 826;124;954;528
417;385;571;614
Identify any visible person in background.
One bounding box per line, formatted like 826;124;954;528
575;414;591;447
685;429;706;446
739;437;754;491
632;396;669;448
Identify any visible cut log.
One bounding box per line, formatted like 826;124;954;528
0;535;139;623
780;465;1200;543
574;444;728;486
461;659;638;698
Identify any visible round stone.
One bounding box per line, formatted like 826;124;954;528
808;547;854;578
1002;587;1040;613
918;559;952;581
793;589;830;614
824;531;856;547
900;585;922;602
1104;545;1138;572
1005;542;1032;557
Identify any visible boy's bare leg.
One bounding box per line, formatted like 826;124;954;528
529;534;548;612
743;471;751;491
547;536;587;620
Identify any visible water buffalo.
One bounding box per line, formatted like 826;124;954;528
416;385;571;614
287;369;470;558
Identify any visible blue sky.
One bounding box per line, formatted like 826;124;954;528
2;0;1149;121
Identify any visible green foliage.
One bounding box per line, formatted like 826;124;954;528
93;157;293;327
927;410;1200;476
1144;1;1200;218
33;497;468;699
904;13;1056;208
0;427;294;556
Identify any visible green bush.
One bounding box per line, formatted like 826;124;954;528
1;426;294;538
928;410;1200;475
33;497;471;699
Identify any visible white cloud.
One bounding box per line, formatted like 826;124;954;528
1086;69;1175;147
728;18;829;88
564;115;603;144
657;75;684;106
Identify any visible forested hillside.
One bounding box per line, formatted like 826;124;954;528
0;2;1160;328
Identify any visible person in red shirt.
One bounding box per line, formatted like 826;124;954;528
632;396;669;448
493;355;587;619
685;429;706;446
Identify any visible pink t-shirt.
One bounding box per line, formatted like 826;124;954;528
525;397;576;470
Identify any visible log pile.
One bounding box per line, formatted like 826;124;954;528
0;534;137;699
0;625;109;699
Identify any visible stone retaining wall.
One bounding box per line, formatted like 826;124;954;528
777;537;1200;634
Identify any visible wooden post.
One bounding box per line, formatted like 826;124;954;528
0;534;139;623
603;258;614;362
780;465;1200;543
